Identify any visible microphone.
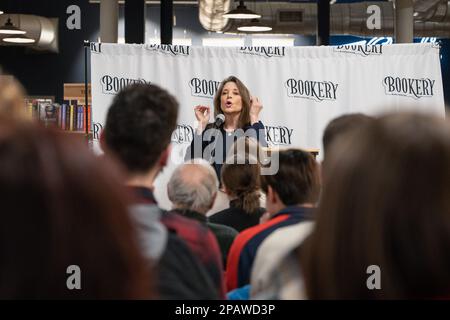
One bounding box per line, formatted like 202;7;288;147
208;114;225;164
214;114;225;128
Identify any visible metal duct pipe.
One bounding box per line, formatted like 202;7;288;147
0;14;58;52
199;0;232;32
415;10;450;37
413;0;448;22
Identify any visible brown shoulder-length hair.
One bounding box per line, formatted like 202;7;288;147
0;120;152;299
301;112;450;299
213;76;251;129
221;156;261;214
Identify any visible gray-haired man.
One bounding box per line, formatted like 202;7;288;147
167;161;238;266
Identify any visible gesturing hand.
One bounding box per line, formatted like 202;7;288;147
249;96;263;124
194;105;211;133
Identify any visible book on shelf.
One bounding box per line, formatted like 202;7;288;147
63;83;92;134
24;98;53;122
60;103;67;131
39;102;60;129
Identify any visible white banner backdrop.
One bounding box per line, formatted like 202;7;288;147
90;43;445;209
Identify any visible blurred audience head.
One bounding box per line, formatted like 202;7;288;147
322;113;374;161
261;149;320;215
221;154;261;214
102;83;178;176
302;112;450;299
167;160;218;214
0;76;27;121
0;120;151;299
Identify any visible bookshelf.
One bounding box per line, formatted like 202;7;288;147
24;83;92;140
63;83;92;135
64;83;91;105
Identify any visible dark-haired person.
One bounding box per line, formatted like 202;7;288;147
322;113;374;164
0;120;151;299
250;114;374;299
102;83;225;299
301;112;450;299
226;149;320;291
210;154;266;232
186;76;267;179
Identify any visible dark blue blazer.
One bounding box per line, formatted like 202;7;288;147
185;121;267;179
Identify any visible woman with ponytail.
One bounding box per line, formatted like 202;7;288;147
210;154;266;232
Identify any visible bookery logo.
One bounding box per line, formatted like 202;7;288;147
265;126;293;146
286;78;338;102
239;46;286;58
93;122;103;140
146;44;190;56
335;44;383;56
189;78;221;99
90;42;102;54
101;75;150;95
171;124;194;144
383;76;435;99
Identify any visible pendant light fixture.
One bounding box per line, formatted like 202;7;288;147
237;19;272;32
3;34;35;44
2;15;35;44
223;1;261;20
0;17;26;35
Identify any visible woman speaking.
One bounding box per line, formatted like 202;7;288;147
186;76;267;179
